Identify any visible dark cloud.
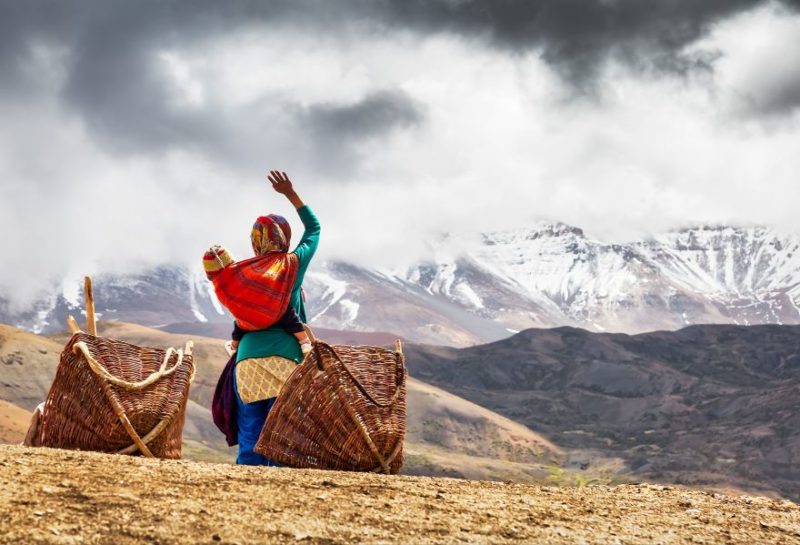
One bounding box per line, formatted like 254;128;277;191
298;90;424;174
5;1;796;94
60;11;200;154
376;0;800;89
0;1;430;173
304;90;422;139
738;76;800;118
759;81;800;116
1;0;799;164
0;3;77;96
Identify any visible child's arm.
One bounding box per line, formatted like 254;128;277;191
275;306;305;334
276;306;312;354
230;322;246;351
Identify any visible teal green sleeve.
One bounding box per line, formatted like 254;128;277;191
289;204;320;323
292;205;321;281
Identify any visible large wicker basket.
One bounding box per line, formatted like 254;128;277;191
35;332;195;459
254;341;407;473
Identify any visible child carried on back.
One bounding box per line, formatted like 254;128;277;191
203;244;312;355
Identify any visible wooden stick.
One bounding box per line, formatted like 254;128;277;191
335;377;390;473
395;340;403;354
66;315;81;335
73;344;154;457
102;381;154;457
116;415;172;455
303;324;317;343
84;276;97;336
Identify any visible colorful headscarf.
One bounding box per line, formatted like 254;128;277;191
251;214;292;256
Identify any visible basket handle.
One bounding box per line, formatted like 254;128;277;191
303;324;317;343
305;325;328;372
72;339;194;391
115;413;175;455
312;341;406;408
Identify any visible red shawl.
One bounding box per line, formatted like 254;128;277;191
211;252;299;331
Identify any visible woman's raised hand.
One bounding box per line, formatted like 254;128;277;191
268;170;304;208
268;171;293;195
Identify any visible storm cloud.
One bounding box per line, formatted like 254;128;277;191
0;1;426;167
379;1;769;82
4;1;800;144
301;90;423;171
2;0;800;166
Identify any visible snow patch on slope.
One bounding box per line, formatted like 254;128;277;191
455;282;484;310
60;276;82;309
338;299;360;326
307;270;349;322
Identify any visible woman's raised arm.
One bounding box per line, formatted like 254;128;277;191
266;171;320;261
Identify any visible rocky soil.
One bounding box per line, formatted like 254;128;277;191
2;445;799;545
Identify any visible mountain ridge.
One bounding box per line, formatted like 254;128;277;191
2;223;798;346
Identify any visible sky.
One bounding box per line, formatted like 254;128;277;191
2;0;800;307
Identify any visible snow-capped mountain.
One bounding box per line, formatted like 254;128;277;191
0;267;223;334
304;223;800;343
2;224;799;346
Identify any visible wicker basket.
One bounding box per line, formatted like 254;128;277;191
254;341;407;473
35;332;195;459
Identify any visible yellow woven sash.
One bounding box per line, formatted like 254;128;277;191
236;356;298;403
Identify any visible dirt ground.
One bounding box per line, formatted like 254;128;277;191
1;445;799;545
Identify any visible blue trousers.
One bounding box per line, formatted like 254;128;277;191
233;366;282;467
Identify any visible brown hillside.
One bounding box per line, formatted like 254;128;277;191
159;321;406;346
406;325;800;499
87;322;567;480
0;322;236;462
1;445;799;545
2;321;565;482
0;324;63;411
0;400;30;444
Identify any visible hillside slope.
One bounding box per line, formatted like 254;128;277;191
1;322;565;482
0;400;30;444
2;445;799;545
0;322;236;462
405;324;800;499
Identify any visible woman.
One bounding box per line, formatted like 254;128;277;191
231;170;320;465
